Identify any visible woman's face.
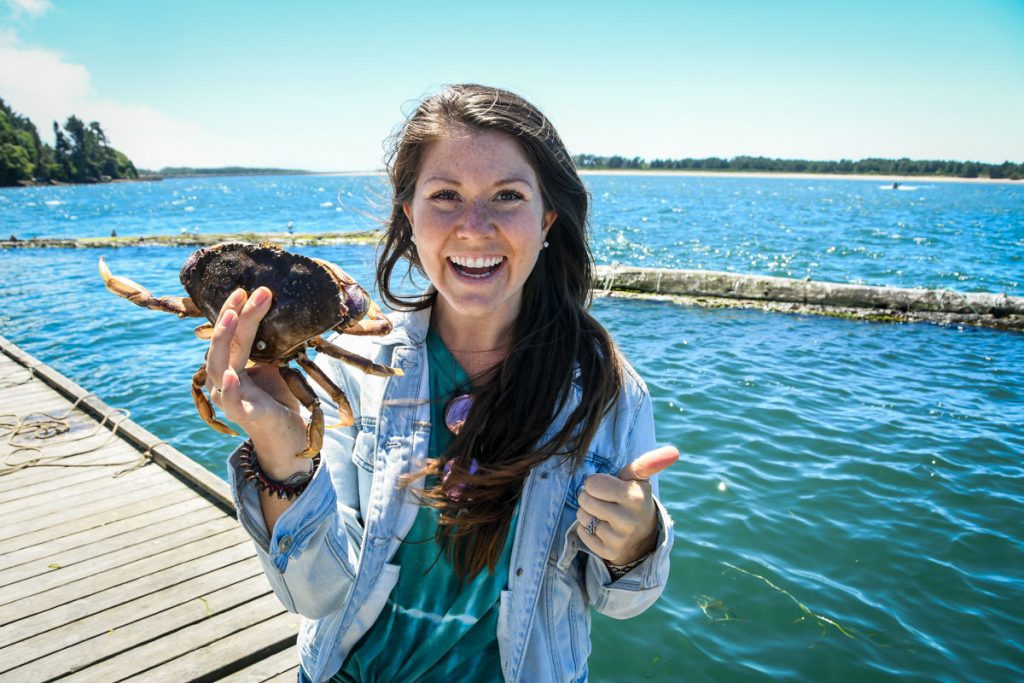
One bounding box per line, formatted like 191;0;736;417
403;129;556;334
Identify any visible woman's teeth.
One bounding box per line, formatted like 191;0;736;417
448;256;505;278
449;256;504;268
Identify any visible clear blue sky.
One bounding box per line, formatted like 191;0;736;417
2;0;1022;170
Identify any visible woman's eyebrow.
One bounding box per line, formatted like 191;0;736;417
421;175;535;187
421;176;461;186
496;176;534;187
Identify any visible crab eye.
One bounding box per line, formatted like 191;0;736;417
255;340;267;351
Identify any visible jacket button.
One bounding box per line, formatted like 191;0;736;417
278;535;293;553
515;567;523;577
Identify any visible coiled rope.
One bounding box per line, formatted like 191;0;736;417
0;367;153;478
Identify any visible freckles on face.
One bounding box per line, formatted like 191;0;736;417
403;130;556;326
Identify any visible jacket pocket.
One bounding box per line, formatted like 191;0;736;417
351;428;376;473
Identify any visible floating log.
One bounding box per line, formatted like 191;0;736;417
3;234;1019;330
594;265;1024;332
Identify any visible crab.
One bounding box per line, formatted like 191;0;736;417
99;241;403;458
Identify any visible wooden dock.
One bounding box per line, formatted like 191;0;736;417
0;335;300;682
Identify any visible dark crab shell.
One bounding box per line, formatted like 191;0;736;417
179;242;369;363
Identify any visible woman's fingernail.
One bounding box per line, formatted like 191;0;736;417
227;288;246;306
252;287;271;306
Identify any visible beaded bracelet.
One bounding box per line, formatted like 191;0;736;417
238;439;320;500
605;553;649;581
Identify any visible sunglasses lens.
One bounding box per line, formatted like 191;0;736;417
444;393;473;436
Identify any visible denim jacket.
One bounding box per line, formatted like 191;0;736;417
228;307;674;683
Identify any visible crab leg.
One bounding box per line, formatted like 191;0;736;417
338;300;394;336
295;353;355;428
191;365;238;436
194;323;214;340
100;257;204;318
309;336;404;377
278;365;325;458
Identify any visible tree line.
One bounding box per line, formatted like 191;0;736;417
1;97;138;187
573;154;1023;180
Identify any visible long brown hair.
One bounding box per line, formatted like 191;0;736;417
378;84;624;579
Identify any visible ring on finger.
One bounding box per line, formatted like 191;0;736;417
584;517;600;535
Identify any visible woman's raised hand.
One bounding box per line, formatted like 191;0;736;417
575;446;679;567
205;286;309;476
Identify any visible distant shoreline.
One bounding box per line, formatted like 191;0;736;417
11;169;1020;188
577;170;1022;184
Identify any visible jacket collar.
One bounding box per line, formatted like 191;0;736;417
380;288;435;349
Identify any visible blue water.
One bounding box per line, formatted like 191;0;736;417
1;175;1022;681
3;174;1022;293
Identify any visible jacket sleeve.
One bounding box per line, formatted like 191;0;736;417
584;377;675;619
227;360;365;619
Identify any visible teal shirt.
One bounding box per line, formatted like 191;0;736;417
334;327;513;682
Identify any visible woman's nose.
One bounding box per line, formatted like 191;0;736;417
458;200;493;236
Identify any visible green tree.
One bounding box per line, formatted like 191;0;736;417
0;142;32;184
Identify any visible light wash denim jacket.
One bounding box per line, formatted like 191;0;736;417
228;307;674;683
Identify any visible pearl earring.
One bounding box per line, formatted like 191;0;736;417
543;241;550;249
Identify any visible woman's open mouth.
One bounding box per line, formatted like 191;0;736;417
448;255;506;279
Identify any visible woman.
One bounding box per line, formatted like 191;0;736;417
208;84;677;682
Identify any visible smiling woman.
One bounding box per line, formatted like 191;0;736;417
211;84;677;683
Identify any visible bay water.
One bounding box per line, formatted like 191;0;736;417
1;174;1021;681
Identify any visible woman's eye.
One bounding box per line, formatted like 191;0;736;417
431;190;458;201
496;190;524;201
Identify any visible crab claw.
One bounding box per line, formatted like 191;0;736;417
309;336;403;377
296;353;355;428
279;365;328;458
99;256;203;318
191;365;238;436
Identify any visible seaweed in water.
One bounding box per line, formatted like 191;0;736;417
695;594;744;623
723;562;856;640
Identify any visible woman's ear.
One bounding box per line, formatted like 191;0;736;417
542;210;557;238
402;203;414;227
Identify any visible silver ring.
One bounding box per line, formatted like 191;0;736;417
584;517;599;535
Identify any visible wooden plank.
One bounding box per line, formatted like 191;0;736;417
264;668;302;683
0;524;250;623
218;648;301;683
1;514;241;604
0;445;146;482
120;611;300;683
60;593;293;682
0;503;225;587
0;542;256;644
265;668;302;683
0;459;166;522
0;486;194;555
0;441;151;487
0;557;267;671
0;457;92;493
0;456;165;520
0;381;60;404
1;471;185;542
0;463;117;504
2;574;276;680
0;494;213;571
